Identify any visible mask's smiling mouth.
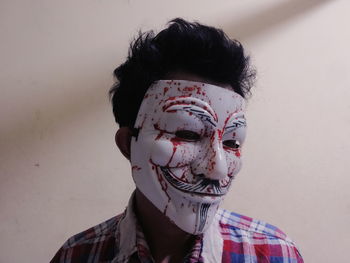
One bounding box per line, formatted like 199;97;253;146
159;166;232;196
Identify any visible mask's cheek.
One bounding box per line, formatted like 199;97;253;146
150;137;199;167
226;153;242;178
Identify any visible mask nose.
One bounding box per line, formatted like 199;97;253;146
192;132;228;180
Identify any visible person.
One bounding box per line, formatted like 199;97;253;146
51;18;303;263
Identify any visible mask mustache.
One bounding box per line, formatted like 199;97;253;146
160;167;231;196
196;177;223;195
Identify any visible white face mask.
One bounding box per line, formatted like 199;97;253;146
130;80;246;234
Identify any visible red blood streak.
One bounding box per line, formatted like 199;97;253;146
162;102;192;112
182;85;203;94
163;203;169;215
217;130;223;140
180;170;189;183
168;146;177;166
155;131;164;140
167;138;183;166
209;132;215;144
154;124;165;140
163;87;169;95
132;165;141;171
209;160;216;171
166;95;190;101
151;161;171;201
157;172;168;191
223;146;240;157
183;86;195;92
195;85;202;94
208;132;221;172
223;112;234;127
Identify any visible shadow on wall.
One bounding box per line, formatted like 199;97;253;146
225;0;334;41
0;65;113;153
0;0;333;152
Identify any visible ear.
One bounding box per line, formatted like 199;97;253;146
115;127;133;160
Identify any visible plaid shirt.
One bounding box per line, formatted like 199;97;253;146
51;195;303;263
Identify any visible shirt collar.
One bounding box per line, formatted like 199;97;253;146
201;211;223;262
112;191;145;263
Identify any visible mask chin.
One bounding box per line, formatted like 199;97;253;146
163;192;221;235
132;161;222;234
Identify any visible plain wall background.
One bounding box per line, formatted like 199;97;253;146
1;0;349;262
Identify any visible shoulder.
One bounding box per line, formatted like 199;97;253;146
50;213;124;263
217;209;289;240
216;209;304;262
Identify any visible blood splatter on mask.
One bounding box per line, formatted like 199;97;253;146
131;80;246;234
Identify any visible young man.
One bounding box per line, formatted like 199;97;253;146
51;18;303;263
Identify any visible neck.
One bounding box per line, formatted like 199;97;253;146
134;189;195;263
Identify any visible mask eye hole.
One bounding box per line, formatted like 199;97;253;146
223;140;240;149
175;130;200;141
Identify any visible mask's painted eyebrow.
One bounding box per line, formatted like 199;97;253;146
182;106;217;127
225;116;246;130
163;97;218;127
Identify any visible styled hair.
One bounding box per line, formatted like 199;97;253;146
109;18;255;127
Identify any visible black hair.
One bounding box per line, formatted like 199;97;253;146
109;18;255;127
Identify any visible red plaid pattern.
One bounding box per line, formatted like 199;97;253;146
51;198;303;262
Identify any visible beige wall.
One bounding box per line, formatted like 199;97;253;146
0;0;349;262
